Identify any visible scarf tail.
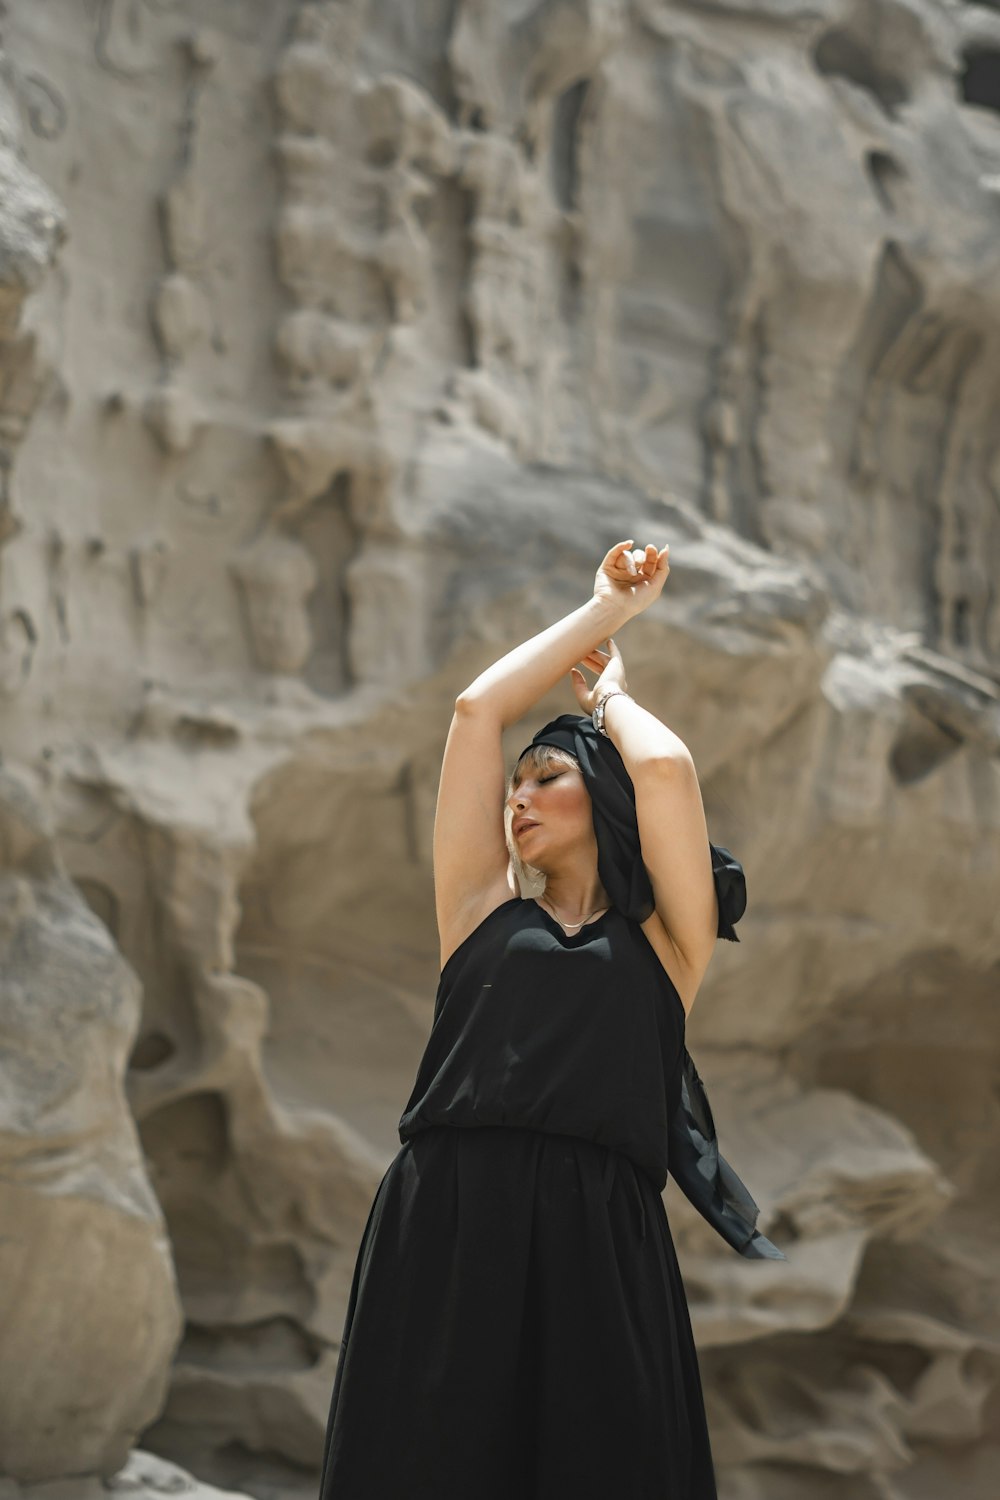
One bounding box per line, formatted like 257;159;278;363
667;1045;787;1261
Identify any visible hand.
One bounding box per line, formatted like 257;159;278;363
592;539;670;621
569;637;628;715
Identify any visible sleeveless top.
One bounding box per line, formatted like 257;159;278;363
397;894;788;1261
398;896;683;1192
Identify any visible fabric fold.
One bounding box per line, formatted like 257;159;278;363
667;1045;786;1260
708;841;746;943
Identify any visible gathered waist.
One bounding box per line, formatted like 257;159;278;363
400;1119;662;1240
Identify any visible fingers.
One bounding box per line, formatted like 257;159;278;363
608;540;668;577
606;541;636;575
580;638;622;669
621;542;638;576
632;544;669;579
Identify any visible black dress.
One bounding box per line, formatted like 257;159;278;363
318;891;783;1500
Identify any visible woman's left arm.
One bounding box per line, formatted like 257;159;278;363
604;694;719;972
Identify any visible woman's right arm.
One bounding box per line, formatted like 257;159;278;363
457;594;628;726
434;556;647;967
433;703;516;970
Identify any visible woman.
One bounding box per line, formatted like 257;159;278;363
318;539;783;1500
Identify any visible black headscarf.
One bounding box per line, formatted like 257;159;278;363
517;712;747;940
515;711;785;1261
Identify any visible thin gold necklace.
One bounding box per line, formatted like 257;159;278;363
539;893;610;930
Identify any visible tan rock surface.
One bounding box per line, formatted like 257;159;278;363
0;1449;255;1500
0;770;182;1480
0;1;997;1497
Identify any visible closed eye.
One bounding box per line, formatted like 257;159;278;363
509;772;561;802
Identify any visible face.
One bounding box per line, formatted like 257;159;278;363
505;753;595;870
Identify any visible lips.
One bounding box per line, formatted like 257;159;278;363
514;819;539;837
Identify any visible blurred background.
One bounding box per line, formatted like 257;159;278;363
0;2;998;1498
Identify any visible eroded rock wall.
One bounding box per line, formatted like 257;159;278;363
0;3;998;1498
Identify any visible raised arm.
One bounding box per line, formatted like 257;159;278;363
588;680;719;1000
557;624;721;1008
457;595;625;725
434;540;669;969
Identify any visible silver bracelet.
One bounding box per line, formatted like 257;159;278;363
592;688;631;738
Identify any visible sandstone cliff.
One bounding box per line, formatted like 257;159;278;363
1;3;998;1498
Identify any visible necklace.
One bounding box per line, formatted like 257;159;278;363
539;893;610;930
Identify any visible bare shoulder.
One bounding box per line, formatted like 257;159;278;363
438;861;521;973
638;908;705;1019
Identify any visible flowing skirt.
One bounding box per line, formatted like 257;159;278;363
318;1123;718;1499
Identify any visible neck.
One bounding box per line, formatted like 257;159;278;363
540;873;610;921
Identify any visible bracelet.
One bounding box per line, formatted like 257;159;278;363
592;688;631;738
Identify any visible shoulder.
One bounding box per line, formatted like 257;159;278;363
438;867;522;973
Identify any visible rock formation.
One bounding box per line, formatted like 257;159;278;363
0;2;998;1498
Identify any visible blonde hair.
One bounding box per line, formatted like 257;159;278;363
503;743;581;893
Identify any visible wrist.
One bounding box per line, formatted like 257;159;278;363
598;689;644;751
592;686;631;736
586;593;632;637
